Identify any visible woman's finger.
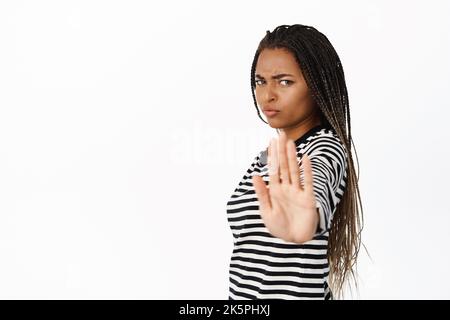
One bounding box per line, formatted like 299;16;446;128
268;138;280;187
287;139;302;190
278;131;290;185
301;154;314;192
252;174;272;212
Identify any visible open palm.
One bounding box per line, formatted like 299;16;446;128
251;130;319;244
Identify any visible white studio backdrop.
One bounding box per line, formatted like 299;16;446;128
0;0;449;299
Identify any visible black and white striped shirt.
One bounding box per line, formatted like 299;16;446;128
227;124;348;300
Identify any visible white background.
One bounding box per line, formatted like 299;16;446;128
0;0;449;299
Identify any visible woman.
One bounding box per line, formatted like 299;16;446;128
227;24;365;300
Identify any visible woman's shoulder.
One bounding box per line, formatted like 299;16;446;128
300;127;348;168
306;126;345;146
252;125;348;168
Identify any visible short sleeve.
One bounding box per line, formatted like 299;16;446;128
299;138;348;237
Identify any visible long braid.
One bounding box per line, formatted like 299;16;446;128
250;24;367;299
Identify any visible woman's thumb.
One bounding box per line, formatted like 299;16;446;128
252;175;271;211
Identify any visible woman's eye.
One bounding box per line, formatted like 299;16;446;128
255;79;292;86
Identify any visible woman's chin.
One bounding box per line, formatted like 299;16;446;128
266;120;282;129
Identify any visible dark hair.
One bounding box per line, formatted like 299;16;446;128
250;24;368;299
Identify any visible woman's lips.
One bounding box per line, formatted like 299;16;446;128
263;110;280;117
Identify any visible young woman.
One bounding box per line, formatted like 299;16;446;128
227;24;365;300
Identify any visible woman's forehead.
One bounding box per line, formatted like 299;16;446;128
256;49;301;75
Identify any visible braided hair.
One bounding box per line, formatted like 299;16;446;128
250;24;368;299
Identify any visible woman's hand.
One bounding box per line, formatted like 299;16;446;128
251;131;319;243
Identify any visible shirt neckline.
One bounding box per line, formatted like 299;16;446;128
257;124;329;167
293;124;329;147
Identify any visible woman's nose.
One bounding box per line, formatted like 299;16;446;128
264;83;277;102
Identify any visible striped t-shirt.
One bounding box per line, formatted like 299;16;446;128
227;124;348;300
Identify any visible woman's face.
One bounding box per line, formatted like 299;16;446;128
254;48;321;134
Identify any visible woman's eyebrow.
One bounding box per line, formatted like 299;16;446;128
255;73;294;79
